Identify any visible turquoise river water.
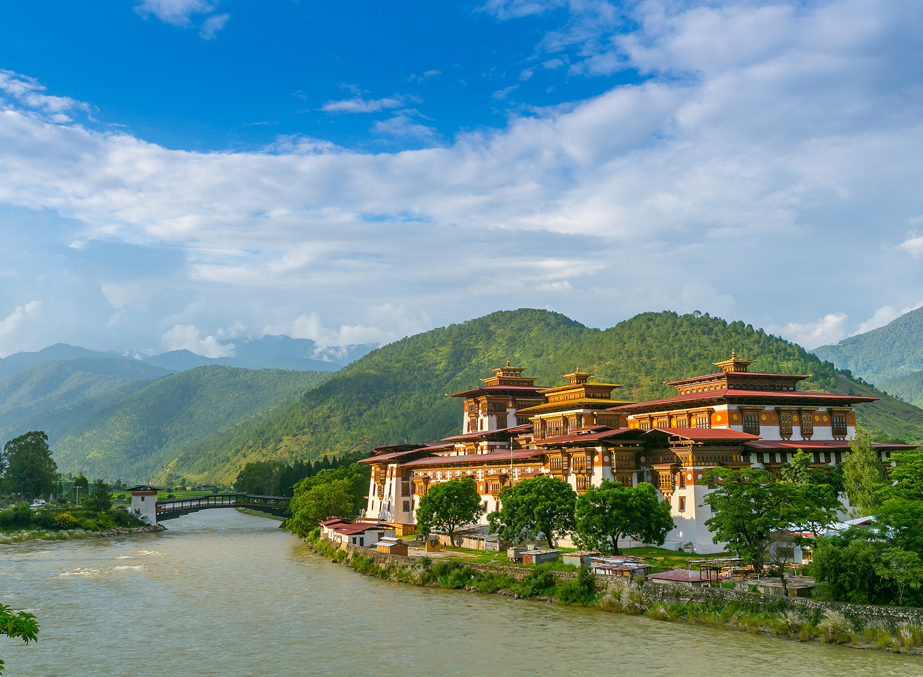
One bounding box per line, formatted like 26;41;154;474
2;509;923;677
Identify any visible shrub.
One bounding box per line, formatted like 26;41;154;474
598;593;621;613
12;504;34;527
53;513;79;530
620;582;647;615
818;610;853;643
557;566;597;604
79;518;98;531
0;508;15;527
513;565;556;598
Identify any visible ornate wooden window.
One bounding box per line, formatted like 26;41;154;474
549;456;563;472
694;414;709;429
571;454;587;473
575;475;589;493
832;414;848;438
655;416;670;429
673;415;690;428
489;482;501;497
742;412;760;436
678;496;686;512
779;412;793;439
639;419;651;431
657;471;674;494
800;410;814;439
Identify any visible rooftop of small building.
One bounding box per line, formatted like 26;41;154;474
647;569;711;582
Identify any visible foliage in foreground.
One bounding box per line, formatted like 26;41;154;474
287;463;371;537
415;477;484;545
574;480;674;555
0;603;39;676
489;475;576;548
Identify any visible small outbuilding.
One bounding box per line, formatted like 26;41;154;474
563;551;601;568
646;569;710;587
522;549;559;565
375;537;409;556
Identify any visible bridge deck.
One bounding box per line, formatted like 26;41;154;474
155;493;290;521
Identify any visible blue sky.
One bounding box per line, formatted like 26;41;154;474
0;0;922;359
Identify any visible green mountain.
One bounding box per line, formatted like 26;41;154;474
0;357;171;434
0;380;151;447
880;371;923;409
163;309;921;485
812;306;923;383
52;366;331;482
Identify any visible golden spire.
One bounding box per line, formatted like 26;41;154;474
713;350;755;373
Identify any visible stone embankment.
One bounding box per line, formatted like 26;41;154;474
309;536;923;654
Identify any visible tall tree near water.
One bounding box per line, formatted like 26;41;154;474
842;427;886;516
85;479;112;514
415;477;484;546
489;475;576;549
1;431;58;501
574;480;674;555
287;464;370;538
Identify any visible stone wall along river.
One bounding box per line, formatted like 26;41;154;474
3;509;922;677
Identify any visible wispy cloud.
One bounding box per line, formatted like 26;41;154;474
900;233;923;257
321;96;404;114
199;13;229;39
0;70;91;123
491;84;518;100
161;323;235;358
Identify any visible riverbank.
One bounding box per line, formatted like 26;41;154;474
235;507;285;520
307;533;923;657
0;524;166;547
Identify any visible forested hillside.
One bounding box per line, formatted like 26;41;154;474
813;306;923;383
166;310;900;485
0;357;170;433
52;366;330;482
880;371;923;409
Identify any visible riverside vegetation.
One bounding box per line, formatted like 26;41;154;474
305;529;923;656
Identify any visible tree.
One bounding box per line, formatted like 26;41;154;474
873;498;923;557
782;449;844;494
1;432;58;501
85;479;112;514
884;449;923;502
415;478;484;546
489;475;576;549
0;603;39;676
70;475;89;506
703;468;791;572
287;464;370;538
574;480;674;555
875;547;923;606
784;483;842;538
812;530;894;604
842;426;886;516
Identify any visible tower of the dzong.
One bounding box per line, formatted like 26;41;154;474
448;360;545;433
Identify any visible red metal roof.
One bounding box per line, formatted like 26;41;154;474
403;448;546;467
666;372;810;386
334;523;384;535
358;446;439;464
642;427;760;441
448;385;547;398
442;425;530;441
647;569;710;582
540;428;644;445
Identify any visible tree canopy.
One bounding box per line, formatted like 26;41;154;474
842;427;886;516
415;478;484;545
1;431;58;501
574;480;674;555
287;464;370;538
85;479;112;514
489;475;576;549
0;603;39;676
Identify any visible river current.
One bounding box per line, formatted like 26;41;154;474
3;509;922;677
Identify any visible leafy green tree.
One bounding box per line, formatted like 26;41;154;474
874;547;923;606
574;480;674;555
70;475;89;506
1;431;58;501
812;530;894;604
781;449;844;494
873;498;923;556
0;603;39;676
287;464;370;538
784;483;842;538
85;479;112;514
703;468;792;572
885;449;923;502
415;478;484;546
842;427;886;516
489;475;576;549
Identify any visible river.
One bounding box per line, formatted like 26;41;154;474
2;509;922;677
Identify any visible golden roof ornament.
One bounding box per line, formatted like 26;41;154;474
713;349;755;373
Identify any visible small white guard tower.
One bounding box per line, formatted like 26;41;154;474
127;485;161;525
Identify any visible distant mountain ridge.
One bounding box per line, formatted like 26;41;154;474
158;309;923;485
53;365;331;481
812;306;923;384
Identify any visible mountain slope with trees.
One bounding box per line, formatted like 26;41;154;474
812;306;923;384
52;366;330;482
165;309;916;485
880;371;923;409
0;357;171;434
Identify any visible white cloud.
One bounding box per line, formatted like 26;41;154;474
480;0;565;20
491;84;519;100
0;301;42;358
520;68;534;81
199;13;229;39
264;304;430;348
899;233;923;257
372;114;438;140
321;96;404;114
853;298;923;335
135;0;217;26
0;70;91;122
160;324;235;358
773;313;850;350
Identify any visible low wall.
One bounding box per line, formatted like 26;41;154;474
322;537;923;630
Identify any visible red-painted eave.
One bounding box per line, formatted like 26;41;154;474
447;385;548;398
358;445;450;464
643;427;760;441
403;448;547;468
609;390;878;413
665;372;810;386
541;429;644;445
442;425;532;442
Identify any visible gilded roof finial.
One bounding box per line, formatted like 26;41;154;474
506;359;511;368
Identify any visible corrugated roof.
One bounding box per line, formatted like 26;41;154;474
647;569;710;582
